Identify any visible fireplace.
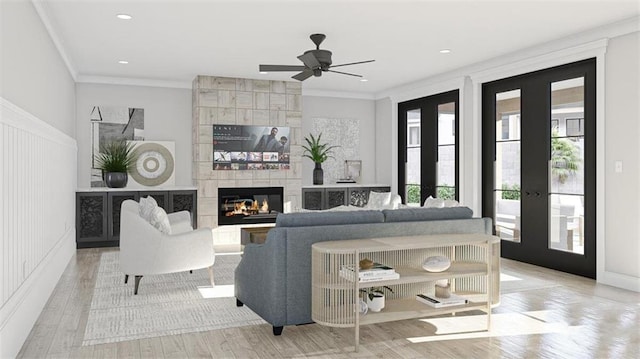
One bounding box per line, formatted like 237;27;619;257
218;187;284;225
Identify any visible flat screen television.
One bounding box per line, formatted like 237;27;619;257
212;125;290;170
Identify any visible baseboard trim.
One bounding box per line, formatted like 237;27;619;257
599;269;640;292
0;229;75;358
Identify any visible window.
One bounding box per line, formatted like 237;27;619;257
566;118;584;136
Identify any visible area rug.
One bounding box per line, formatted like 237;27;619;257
82;252;265;346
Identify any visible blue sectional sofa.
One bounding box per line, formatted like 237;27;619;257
234;207;497;335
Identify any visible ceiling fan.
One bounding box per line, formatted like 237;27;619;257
259;33;375;81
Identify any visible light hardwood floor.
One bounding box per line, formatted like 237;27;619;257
18;246;639;358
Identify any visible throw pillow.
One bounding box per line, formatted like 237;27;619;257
423;196;445;208
139;196;158;221
365;191;392;209
443;199;460;207
149;206;172;235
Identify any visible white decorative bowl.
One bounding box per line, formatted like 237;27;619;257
422;255;451;272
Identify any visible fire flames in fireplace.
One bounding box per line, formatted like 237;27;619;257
218;187;283;225
225;198;269;216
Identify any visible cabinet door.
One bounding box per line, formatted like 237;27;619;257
325;188;348;209
108;192;139;243
169;190;197;227
348;188;370;207
302;188;324;210
76;192;108;247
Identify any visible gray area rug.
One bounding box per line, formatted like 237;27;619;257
82;252;265;346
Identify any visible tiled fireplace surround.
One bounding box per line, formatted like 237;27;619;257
192;76;303;245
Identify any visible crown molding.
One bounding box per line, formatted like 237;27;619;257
76;75;192;89
31;0;78;81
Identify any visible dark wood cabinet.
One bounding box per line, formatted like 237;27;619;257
76;189;197;248
302;186;391;210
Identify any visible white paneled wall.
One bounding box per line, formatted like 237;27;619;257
0;98;77;358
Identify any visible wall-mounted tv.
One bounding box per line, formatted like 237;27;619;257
212;125;290;170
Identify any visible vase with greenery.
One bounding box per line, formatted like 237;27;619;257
302;133;338;185
94;139;137;188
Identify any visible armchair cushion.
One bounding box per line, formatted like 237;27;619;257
139;196;157;221
149;206;172;235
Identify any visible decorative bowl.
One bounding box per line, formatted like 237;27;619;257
422;255;451;272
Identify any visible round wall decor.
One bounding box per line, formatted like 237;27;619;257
130;142;175;186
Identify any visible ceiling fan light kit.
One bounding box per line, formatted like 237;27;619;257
259;33;374;81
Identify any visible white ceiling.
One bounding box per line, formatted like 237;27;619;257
37;0;639;95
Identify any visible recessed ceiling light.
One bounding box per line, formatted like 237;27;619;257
118;60;129;64
439;49;451;54
360;78;368;82
259;71;268;74
116;14;132;20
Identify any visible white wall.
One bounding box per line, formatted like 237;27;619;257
0;1;77;357
373;25;640;291
302;96;377;185
603;32;640;284
375;97;392;186
75;83;193;188
0;1;76;138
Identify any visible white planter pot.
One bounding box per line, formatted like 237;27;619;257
367;293;385;312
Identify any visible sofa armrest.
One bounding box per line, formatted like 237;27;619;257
234;229;288;326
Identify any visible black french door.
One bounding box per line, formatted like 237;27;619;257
482;58;596;278
398;90;459;205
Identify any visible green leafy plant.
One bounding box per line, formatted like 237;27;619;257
302;133;338;164
360;286;394;300
94;139;137;173
437;185;455;200
406;184;420;204
501;183;521;200
551;130;581;183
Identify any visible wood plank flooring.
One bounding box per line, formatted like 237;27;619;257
17;247;640;358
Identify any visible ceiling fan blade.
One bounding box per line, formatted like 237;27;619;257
329;60;375;68
260;64;307;72
327;69;363;78
292;70;314;81
297;52;321;69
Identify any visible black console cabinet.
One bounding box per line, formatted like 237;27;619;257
302;185;391;210
76;189;197;248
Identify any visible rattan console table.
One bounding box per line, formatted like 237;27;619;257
311;233;500;351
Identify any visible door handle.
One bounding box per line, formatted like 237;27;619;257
535;192;541;197
525;191;531;196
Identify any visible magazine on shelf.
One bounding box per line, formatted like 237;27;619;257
416;293;468;308
341;262;396;278
339;268;400;282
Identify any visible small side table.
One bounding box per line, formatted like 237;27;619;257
240;226;272;245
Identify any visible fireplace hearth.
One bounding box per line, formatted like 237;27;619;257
218;187;283;225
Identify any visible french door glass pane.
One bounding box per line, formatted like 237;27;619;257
495;90;521;242
405;109;421;206
549;77;585;254
437;102;455;199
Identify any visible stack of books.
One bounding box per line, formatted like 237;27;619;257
339;262;400;282
416;293;468;308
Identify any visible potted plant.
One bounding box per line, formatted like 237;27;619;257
302;133;338;185
94;139;137;188
361;286;393;312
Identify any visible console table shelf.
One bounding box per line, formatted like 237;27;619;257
311;233;499;351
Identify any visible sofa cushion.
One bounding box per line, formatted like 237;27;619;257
382;207;473;223
276;210;384;227
365;191;391;209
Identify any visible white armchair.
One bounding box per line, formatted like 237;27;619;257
119;199;215;294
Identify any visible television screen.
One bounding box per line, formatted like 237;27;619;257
212;125;290;170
